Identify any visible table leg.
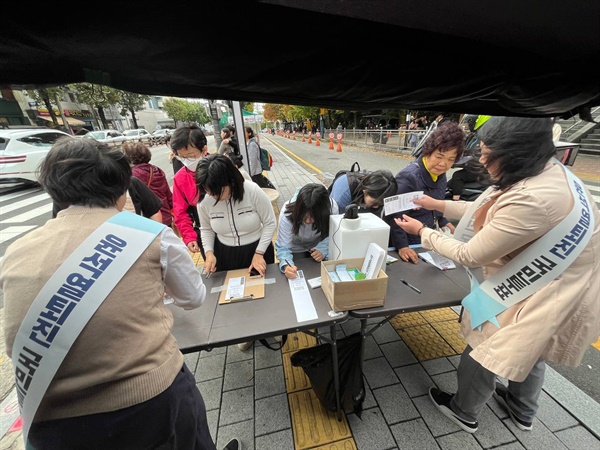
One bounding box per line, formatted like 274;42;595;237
329;324;343;421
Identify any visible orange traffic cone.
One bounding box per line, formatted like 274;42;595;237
301;134;305;142
308;136;312;144
315;138;320;147
336;139;343;152
329;138;334;150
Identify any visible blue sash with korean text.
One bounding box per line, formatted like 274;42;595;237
454;162;594;331
12;211;165;443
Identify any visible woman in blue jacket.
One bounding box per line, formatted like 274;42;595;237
388;122;465;263
275;183;339;279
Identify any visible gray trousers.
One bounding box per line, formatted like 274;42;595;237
450;345;546;423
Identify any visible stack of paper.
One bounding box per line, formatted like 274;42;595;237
361;243;386;279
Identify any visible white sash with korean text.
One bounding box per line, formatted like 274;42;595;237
453;162;594;331
12;211;165;442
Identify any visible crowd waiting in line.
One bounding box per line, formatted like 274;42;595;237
0;116;598;449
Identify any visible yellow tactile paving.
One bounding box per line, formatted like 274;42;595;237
309;439;358;450
430;320;467;354
419;307;460;323
389;312;427;329
398;323;457;360
283;351;312;393
593;336;600;351
283;331;318;353
288;389;353;450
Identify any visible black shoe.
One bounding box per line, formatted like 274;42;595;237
493;383;533;431
429;387;478;433
222;438;241;450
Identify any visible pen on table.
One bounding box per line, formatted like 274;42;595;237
401;279;421;294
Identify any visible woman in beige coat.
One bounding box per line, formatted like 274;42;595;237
396;116;600;434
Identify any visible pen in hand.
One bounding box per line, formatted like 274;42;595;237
285;260;298;277
401;279;421;294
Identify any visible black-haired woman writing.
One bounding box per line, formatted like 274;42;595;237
329;169;396;216
275;183;339;279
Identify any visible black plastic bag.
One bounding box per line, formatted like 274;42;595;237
290;332;365;418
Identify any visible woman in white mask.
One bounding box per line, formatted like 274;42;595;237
171;126;210;257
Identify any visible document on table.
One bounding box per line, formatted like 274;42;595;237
383;191;424;216
419;251;456;270
288;270;318;322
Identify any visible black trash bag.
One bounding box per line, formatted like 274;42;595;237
290;332;365;418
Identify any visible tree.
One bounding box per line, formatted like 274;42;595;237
70;84;121;129
118;91;151;129
26;87;65;130
162;98;210;125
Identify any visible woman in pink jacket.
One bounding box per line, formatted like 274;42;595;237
170;126;209;257
397;116;600;434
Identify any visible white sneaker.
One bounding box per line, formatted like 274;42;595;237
237;341;253;351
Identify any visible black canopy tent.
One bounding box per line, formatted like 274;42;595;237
1;0;598;118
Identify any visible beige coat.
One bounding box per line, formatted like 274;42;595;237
421;162;600;382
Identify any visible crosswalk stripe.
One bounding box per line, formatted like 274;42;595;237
0;188;43;203
0;203;52;224
0;193;50;216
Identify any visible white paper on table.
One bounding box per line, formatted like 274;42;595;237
419;251;456;270
288;270;318;322
225;276;246;299
383;191;424;216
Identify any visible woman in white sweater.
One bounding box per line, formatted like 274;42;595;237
197;154;276;277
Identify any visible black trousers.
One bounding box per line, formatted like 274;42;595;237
29;363;216;450
214;237;275;272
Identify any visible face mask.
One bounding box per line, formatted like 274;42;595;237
177;156;201;171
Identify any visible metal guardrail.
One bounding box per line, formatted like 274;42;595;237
313;128;429;154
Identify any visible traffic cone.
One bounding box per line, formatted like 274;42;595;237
336;139;343;152
308;136;312;144
315;138;320;147
301;134;305;142
329;138;334;150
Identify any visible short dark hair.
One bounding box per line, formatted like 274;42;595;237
477;116;555;190
284;183;331;237
38;136;131;208
352;170;396;207
122;141;152;164
196;154;245;205
170;125;207;153
421;121;465;159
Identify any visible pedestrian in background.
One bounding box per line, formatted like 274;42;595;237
122;141;174;227
395;116;600;434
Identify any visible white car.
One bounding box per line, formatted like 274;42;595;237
123;128;153;144
0;128;72;185
82;129;127;146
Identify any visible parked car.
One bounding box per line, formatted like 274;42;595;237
0;128;71;185
151;128;172;145
81;129;127;146
123;128;153;144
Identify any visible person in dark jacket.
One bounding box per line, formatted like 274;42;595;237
123;141;174;226
387;122;465;263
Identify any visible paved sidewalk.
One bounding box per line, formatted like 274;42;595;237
0;139;599;450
